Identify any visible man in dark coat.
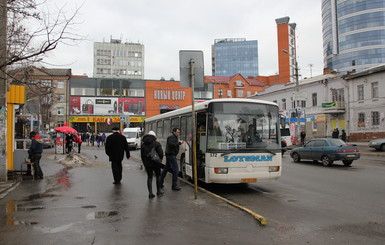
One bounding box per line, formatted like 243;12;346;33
29;131;44;179
160;128;183;191
105;127;130;184
141;131;164;198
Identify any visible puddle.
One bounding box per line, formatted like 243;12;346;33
86;211;118;220
25;193;57;200
17;206;45;211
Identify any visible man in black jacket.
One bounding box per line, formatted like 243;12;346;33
29;131;44;179
160;128;183;191
105;127;130;184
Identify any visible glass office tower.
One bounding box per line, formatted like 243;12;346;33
322;0;385;74
212;38;259;77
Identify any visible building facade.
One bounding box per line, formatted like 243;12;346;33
275;16;297;84
322;0;385;74
212;38;259;77
250;66;385;142
93;38;144;79
9;67;71;135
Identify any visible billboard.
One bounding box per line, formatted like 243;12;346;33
70;97;145;116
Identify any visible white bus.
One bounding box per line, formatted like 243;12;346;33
144;98;282;184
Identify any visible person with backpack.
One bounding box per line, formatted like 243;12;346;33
141;131;164;198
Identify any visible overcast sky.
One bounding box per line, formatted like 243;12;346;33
38;0;324;80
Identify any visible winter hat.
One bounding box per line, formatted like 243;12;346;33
148;131;156;137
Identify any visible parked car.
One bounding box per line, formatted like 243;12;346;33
368;137;385;151
290;138;360;166
40;134;55;148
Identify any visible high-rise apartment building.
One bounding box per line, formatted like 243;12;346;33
212;38;259;77
276;17;297;84
93;38;144;79
322;0;385;74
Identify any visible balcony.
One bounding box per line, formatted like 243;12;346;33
322;101;345;114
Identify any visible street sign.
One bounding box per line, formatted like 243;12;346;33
120;116;125;122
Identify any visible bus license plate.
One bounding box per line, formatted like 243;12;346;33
241;178;257;183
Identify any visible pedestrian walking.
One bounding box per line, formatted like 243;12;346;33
65;133;74;153
90;133;95;146
74;133;83;153
101;133;106;146
341;129;347;142
28;131;44;179
160;128;184;191
141;131;164;198
300;131;306;145
96;133;102;148
105;127;130;184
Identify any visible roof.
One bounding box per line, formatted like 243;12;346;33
343;64;385;79
205;74;265;86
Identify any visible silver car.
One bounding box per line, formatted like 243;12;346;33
368;138;385;151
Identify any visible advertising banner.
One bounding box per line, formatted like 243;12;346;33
70;97;145;116
56;133;64;154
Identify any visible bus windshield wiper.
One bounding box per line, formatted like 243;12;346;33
221;148;276;156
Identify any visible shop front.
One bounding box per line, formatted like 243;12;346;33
69;116;145;133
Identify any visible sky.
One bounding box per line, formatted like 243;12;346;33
37;0;324;81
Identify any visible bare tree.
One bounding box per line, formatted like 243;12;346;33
2;0;83;70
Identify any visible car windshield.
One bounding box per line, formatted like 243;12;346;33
328;139;347;146
123;132;137;138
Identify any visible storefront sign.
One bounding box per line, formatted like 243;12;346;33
154;90;186;100
69;116;145;123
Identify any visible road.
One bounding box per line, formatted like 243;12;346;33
203;154;385;244
0;145;384;244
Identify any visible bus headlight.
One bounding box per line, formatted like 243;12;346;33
269;166;280;172
214;168;228;174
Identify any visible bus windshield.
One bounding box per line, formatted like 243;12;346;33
207;102;280;151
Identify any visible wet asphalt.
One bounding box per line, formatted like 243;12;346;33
0;145;271;245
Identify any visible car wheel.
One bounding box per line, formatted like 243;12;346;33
321;155;333;166
343;160;353;166
292;153;301;162
381;144;385;152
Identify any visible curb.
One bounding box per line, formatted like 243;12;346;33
0;181;20;199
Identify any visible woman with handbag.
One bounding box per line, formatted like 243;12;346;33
141;131;164;199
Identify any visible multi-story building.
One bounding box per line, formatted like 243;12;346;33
322;0;385;74
93;38;144;79
249;66;385;142
275;16;297;84
212;38;259;77
9;66;71;134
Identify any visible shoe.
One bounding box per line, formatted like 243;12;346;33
149;194;155;199
157;191;164;196
160;184;164;188
172;186;181;191
113;182;121;185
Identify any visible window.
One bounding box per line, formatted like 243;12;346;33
358;113;365;127
357;85;364;101
237;89;244;98
41;80;52;87
371;82;378;98
282;98;286;110
312;93;317;106
57;94;65;102
57;121;64;127
372;111;379;125
227;90;232;98
57;107;64;115
247;91;251;97
57;81;65;89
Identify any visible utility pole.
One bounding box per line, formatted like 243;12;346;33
0;0;7;180
295;61;301;145
189;58;198;199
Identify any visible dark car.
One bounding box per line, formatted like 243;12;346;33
40;134;55;148
290;138;360;166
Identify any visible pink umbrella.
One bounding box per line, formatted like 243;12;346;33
54;126;77;134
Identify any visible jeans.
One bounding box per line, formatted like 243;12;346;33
31;153;43;178
160;154;179;188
